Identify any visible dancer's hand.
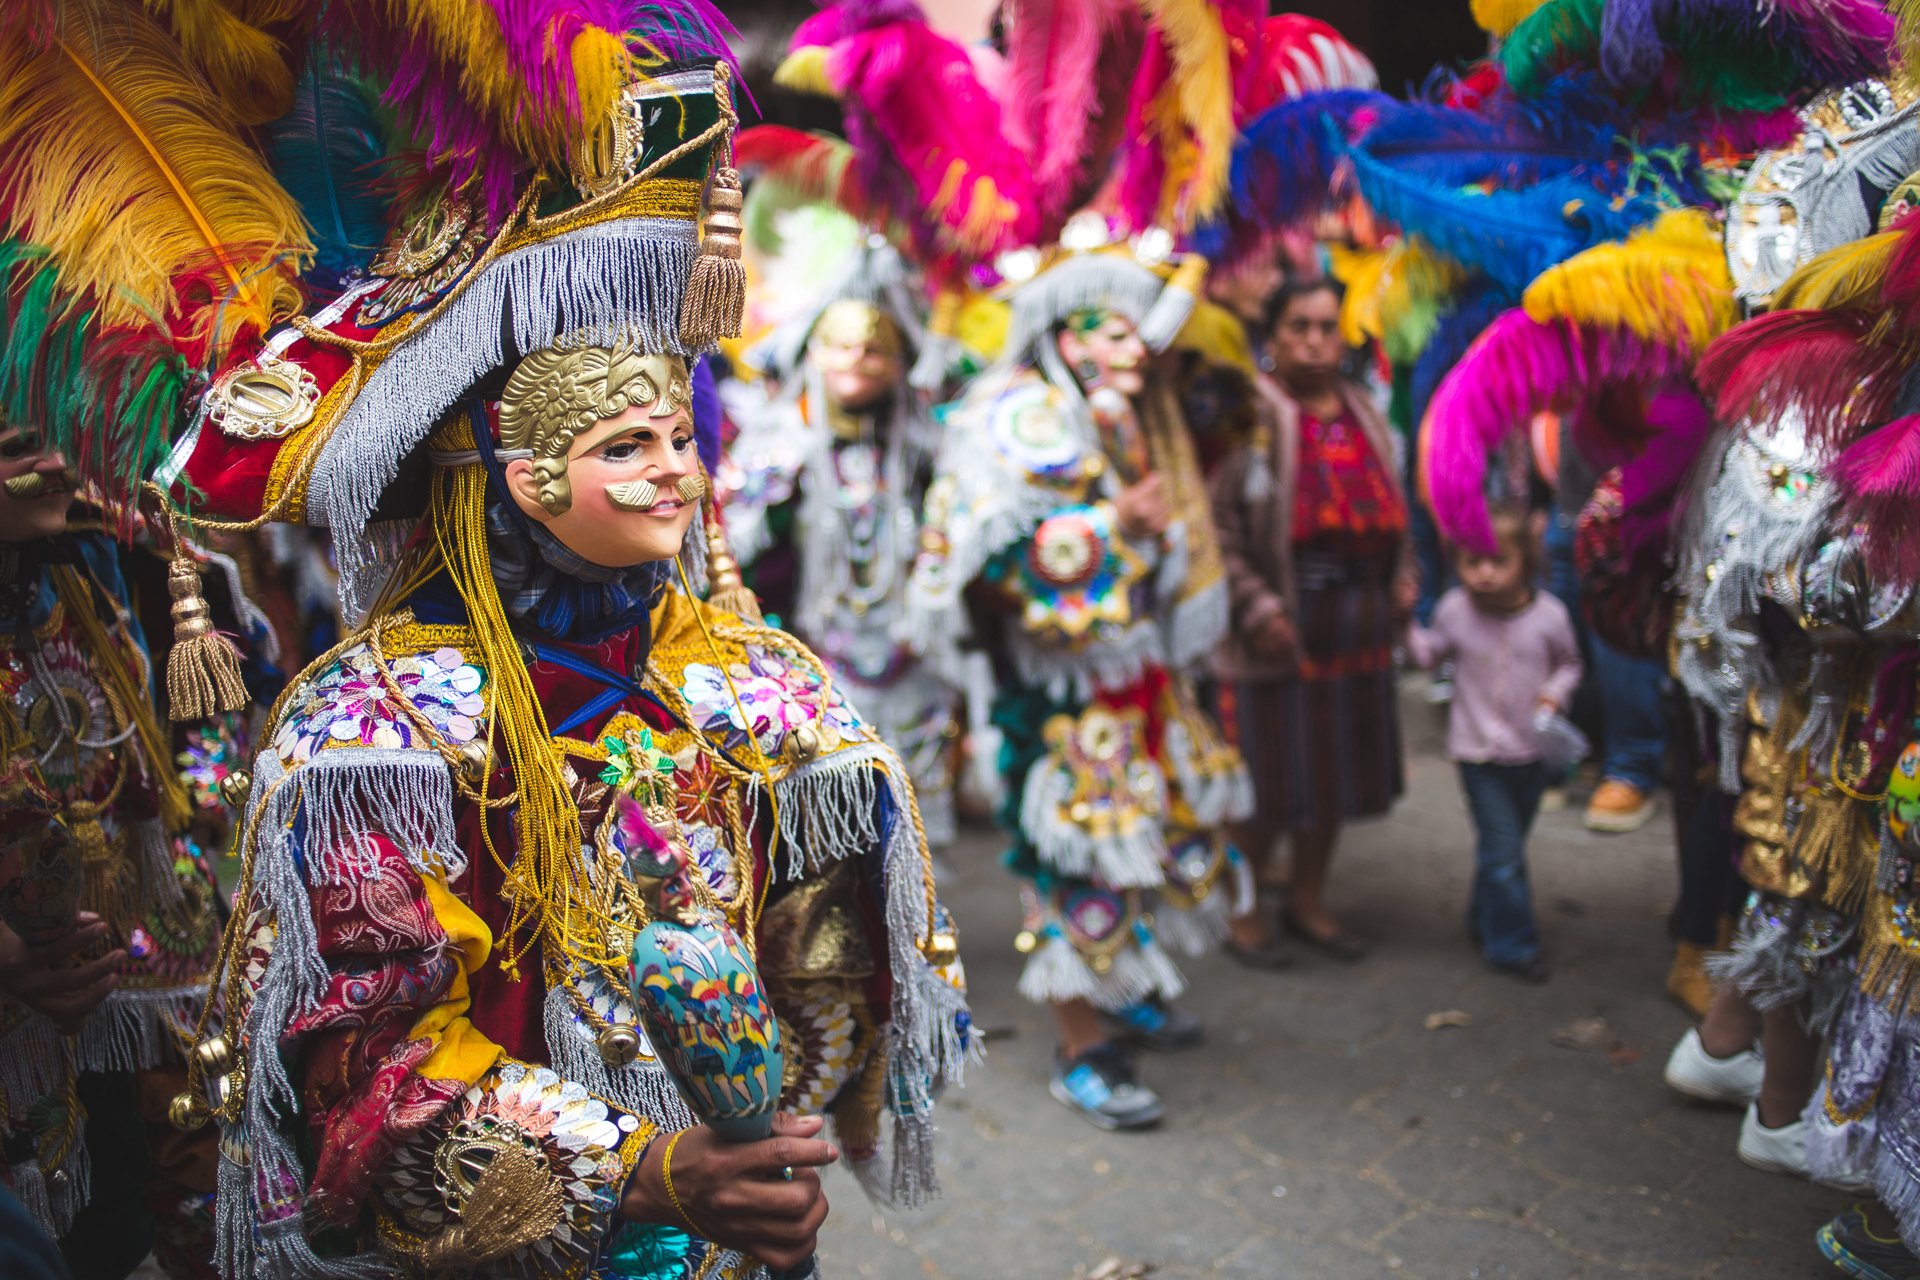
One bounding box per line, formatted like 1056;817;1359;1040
1252;612;1298;673
1115;474;1171;539
0;912;124;1033
620;1113;836;1270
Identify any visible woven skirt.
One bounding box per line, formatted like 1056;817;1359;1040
1220;565;1404;833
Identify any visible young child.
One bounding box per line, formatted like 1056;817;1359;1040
1408;507;1582;983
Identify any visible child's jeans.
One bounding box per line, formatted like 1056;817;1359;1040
1458;761;1549;966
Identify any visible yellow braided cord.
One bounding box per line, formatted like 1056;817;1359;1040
428;452;583;978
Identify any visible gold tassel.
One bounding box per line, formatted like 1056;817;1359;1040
69;801;135;931
677;164;746;348
701;499;762;624
165;552;249;721
1790;789;1874;912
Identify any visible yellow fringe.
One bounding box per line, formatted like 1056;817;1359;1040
1472;0;1551;36
428;449;585;977
1522;208;1736;354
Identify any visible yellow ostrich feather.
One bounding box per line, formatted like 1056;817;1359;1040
1896;0;1920;96
1472;0;1551;37
0;2;309;355
1143;0;1235;224
376;0;630;159
1333;239;1466;361
145;0;297;124
774;46;836;97
1522;208;1735;353
1770;231;1900;313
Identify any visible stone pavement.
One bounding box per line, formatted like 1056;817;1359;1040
817;694;1848;1279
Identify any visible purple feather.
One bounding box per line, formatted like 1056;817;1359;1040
691;356;722;475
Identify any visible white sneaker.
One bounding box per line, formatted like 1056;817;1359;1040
1737;1103;1808;1177
1664;1028;1763;1104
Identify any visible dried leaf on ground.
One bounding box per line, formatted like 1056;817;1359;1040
1424;1009;1472;1030
1550;1016;1615;1052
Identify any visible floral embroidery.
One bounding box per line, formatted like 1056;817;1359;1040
679;647;865;755
274;646;486;765
599;726;677;807
176;714;245;810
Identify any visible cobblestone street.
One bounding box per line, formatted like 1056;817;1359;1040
817;694;1842;1279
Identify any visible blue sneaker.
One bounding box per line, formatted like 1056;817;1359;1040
1819;1206;1920;1279
1049;1044;1164;1131
1104;997;1205;1051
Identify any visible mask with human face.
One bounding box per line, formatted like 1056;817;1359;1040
498;348;703;568
0;425;76;544
807;300;905;416
1056;310;1148;400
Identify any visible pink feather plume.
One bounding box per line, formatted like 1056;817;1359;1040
1003;0;1130;225
1698;309;1907;452
1423;309;1693;553
1833;414;1920;585
820;16;1040;258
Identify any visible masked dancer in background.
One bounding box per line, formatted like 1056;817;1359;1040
906;220;1253;1130
721;236;963;849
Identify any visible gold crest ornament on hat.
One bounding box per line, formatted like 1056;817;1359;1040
498;348;690;516
206;349;322;441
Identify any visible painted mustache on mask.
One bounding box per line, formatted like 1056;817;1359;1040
3;468;77;500
604;472;708;513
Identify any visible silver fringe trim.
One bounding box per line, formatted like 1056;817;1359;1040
1015;932;1186;1011
1160;715;1256;830
74;983;202;1073
1006;620;1166;703
1153;889;1231;959
303;217;701;618
1163;575;1229;677
268;746;466;887
132;816;186;912
538;981;695;1133
998;255;1168;373
1017;752;1168;889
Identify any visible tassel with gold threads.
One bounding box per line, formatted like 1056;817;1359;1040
677;67;746;347
164;548;249;722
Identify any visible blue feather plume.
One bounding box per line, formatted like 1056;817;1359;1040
1188;88;1387;263
269;53;391;293
1356;75;1624;190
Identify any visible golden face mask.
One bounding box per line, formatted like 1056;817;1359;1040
497;347;691;516
807;300;904;369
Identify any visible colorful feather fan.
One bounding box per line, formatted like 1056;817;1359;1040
0;1;312;363
1522;208;1735;354
1333;237;1468;365
1187;87;1385;262
1423;308;1694;551
1138;0;1240;224
1241;14;1377;116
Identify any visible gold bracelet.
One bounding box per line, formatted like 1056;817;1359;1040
660;1129;709;1240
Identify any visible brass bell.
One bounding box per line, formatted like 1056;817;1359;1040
597;1024;642;1067
192;1036;233;1076
1012;930;1039;955
1089;952;1114;975
920;931;960;967
217;770;253;809
786;725;822;764
455;742;491;787
168;1091;211;1132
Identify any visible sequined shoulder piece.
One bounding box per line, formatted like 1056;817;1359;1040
649;593;874;772
971;374;1090;484
271;634;489;767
